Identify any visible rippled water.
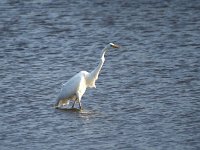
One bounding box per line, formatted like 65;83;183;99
0;0;200;149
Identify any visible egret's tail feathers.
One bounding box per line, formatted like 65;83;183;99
54;98;60;109
54;98;70;109
55;102;59;107
54;104;59;109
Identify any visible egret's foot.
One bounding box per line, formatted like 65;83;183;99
71;104;75;109
79;105;82;110
78;102;82;110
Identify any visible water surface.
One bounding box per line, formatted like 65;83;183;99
0;0;200;150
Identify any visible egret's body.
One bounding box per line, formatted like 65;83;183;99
55;43;119;109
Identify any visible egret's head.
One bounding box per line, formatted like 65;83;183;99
102;43;120;54
109;43;120;48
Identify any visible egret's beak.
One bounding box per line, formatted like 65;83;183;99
110;43;120;48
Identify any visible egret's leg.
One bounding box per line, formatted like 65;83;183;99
78;101;82;110
76;92;82;110
72;100;76;108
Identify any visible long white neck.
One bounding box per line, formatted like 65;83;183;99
87;45;109;88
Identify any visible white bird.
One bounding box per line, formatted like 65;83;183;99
55;43;119;109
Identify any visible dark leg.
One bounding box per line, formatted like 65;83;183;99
78;101;82;110
72;100;76;108
76;94;82;110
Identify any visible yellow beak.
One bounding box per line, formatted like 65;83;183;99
110;43;120;48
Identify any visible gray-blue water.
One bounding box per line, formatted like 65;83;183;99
0;0;200;149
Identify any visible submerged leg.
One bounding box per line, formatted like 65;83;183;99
72;100;76;108
76;92;83;110
78;101;82;110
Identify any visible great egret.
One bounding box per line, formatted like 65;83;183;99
55;43;119;109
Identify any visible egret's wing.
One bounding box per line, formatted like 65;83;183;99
57;72;84;100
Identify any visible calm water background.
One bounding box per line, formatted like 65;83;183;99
0;0;200;149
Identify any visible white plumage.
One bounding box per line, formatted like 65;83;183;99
55;43;119;109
